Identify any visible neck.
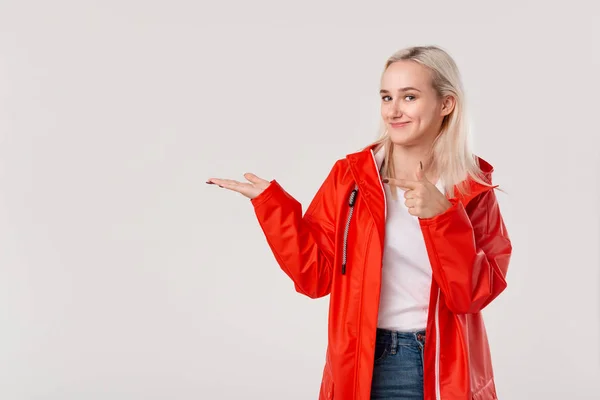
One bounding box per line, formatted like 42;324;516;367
390;142;437;182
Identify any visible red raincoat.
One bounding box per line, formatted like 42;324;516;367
250;144;512;399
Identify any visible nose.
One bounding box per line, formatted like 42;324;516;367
386;100;403;119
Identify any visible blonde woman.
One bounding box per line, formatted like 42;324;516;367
208;45;512;400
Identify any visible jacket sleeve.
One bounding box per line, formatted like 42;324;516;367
249;161;340;299
419;187;512;314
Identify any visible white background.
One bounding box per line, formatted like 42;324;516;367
1;1;599;399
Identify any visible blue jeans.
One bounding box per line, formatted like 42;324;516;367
370;328;426;400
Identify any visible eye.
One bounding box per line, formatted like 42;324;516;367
405;95;416;101
381;95;392;102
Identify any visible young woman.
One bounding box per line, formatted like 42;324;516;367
207;45;512;400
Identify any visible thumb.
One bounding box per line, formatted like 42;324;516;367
244;172;269;185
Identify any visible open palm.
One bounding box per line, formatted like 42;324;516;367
206;173;270;199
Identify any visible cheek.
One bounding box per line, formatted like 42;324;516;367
400;103;421;121
381;103;391;117
411;103;437;123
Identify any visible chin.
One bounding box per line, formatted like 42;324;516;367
388;129;418;147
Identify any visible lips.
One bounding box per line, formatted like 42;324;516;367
390;121;410;128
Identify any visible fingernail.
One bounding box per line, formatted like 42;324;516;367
419;161;423;170
206;181;215;185
382;178;389;183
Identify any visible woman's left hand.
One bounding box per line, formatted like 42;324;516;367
383;162;452;219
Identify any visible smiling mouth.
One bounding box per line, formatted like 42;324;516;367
390;121;410;127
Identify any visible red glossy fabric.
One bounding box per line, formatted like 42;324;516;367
251;145;512;399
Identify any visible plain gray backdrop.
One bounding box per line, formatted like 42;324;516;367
1;1;599;399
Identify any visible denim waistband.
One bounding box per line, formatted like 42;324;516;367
375;327;426;351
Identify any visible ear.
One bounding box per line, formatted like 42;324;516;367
440;95;456;117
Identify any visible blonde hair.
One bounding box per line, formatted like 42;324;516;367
369;45;493;198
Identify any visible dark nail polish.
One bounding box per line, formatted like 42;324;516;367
382;178;389;183
206;181;215;185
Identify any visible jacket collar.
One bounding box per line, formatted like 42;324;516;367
345;143;496;210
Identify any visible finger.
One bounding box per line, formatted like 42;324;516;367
407;206;419;216
383;178;419;190
405;198;416;208
244;173;269;185
207;178;240;186
207;178;247;191
415;161;430;182
206;178;224;187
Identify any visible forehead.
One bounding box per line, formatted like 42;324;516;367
380;60;433;89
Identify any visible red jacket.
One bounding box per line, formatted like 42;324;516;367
250;144;512;400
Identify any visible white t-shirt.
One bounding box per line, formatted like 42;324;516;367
372;147;444;332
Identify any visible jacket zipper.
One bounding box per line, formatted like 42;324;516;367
341;185;358;275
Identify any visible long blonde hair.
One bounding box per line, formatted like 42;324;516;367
369;45;493;198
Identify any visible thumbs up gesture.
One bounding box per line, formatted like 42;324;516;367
383;162;452;219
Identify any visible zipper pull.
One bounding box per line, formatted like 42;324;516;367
348;188;358;206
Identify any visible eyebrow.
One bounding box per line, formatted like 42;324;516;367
380;87;421;94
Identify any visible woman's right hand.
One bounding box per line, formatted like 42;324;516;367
206;173;271;200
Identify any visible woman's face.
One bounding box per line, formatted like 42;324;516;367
380;60;454;147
